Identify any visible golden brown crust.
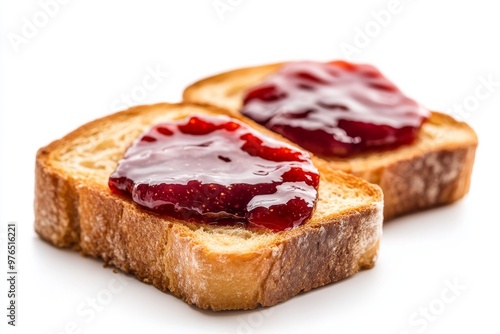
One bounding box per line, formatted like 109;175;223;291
183;64;478;220
34;103;383;310
328;113;478;219
363;144;476;219
35;149;80;248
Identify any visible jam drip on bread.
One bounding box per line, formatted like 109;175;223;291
109;115;319;231
241;61;430;157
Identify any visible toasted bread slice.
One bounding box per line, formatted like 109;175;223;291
183;63;478;219
35;103;383;310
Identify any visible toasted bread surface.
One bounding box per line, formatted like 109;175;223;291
183;63;478;219
35;103;383;310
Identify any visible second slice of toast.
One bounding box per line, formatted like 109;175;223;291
35;103;383;310
183;63;478;219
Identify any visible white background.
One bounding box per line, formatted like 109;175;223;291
1;1;500;333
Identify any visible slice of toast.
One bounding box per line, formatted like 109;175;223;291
183;63;478;220
35;103;383;310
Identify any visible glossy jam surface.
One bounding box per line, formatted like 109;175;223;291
241;61;430;157
109;115;319;231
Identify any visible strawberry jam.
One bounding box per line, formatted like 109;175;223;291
241;61;430;157
109;115;319;231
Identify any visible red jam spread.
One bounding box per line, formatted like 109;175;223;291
241;61;430;157
109;115;319;231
